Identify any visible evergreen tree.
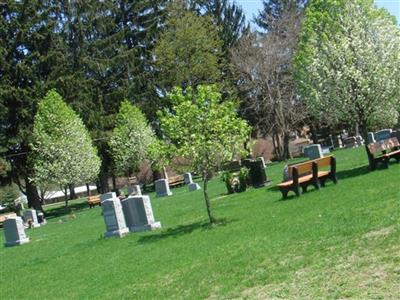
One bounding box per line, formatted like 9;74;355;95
256;0;308;31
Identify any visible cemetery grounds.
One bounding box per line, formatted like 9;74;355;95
0;147;399;299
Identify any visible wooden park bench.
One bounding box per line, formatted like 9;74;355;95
277;156;338;199
168;175;185;188
87;195;101;208
367;137;400;170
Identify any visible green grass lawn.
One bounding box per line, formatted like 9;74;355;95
1;147;399;299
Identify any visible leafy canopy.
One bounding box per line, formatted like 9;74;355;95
159;85;251;177
31;90;101;188
109;100;156;176
294;0;400;131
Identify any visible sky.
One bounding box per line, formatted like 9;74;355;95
233;0;400;26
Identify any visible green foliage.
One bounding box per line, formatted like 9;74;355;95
159;84;250;223
0;184;19;210
160;85;251;177
109;100;156;176
221;171;234;194
31;90;101;188
238;167;249;192
148;139;172;172
153;8;223;92
294;0;400;132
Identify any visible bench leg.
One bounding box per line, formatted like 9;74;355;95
331;175;338;184
302;185;308;193
294;185;302;197
383;158;389;169
320;179;326;187
280;188;289;199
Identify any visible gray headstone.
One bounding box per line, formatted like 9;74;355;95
355;135;364;146
100;192;117;202
375;129;392;142
127;185;142;196
23;209;40;228
256;157;266;169
188;182;201;192
303;144;323;160
343;137;357;148
101;198;129;238
368;132;376;144
37;211;47;225
183;173;193;185
155;179;172;197
3;217;30;247
121;195;161;232
390;131;400;141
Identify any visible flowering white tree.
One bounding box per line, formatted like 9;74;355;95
31;90;101;206
109;100;156;178
295;0;400;165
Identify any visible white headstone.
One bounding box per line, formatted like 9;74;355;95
303;144;323;160
256;157;266;169
127;185;142;196
23;209;40;228
121;195;161;232
155;179;172;197
183;173;193;185
100;192;117;202
188;182;201;192
3;217;30;247
101;198;129;238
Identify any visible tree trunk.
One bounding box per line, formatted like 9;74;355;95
26;177;42;211
98;170;110;194
86;183;90;196
68;184;76;200
64;186;69;208
310;123;318;144
203;172;216;224
111;174;117;191
283;131;292;160
360;121;374;169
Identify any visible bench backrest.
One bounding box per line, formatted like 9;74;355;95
314;156;333;168
367;137;399;154
288;161;313;178
168;175;184;184
88;195;100;201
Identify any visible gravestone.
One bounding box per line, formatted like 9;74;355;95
183;172;193;185
101;198;129;238
368;132;376;144
121;195;161;232
355;135;364;146
242;159;268;188
23;209;40;228
257;157;266;169
127;185;142;196
188;182;201;192
3;217;30;247
303;144;323;160
375;129;392;142
100;192;117;202
343;137;357;148
37;211;47;225
390;131;400;142
155;179;172;197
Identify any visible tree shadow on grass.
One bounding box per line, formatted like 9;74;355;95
137;218;235;244
44;201;89;220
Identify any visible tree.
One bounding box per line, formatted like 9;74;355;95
153;7;223;93
109;100;156;178
31;90;101;207
294;0;400;167
232;9;306;160
256;0;308;31
159;85;251;224
0;0;64;210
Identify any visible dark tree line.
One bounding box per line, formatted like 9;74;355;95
0;0;249;209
